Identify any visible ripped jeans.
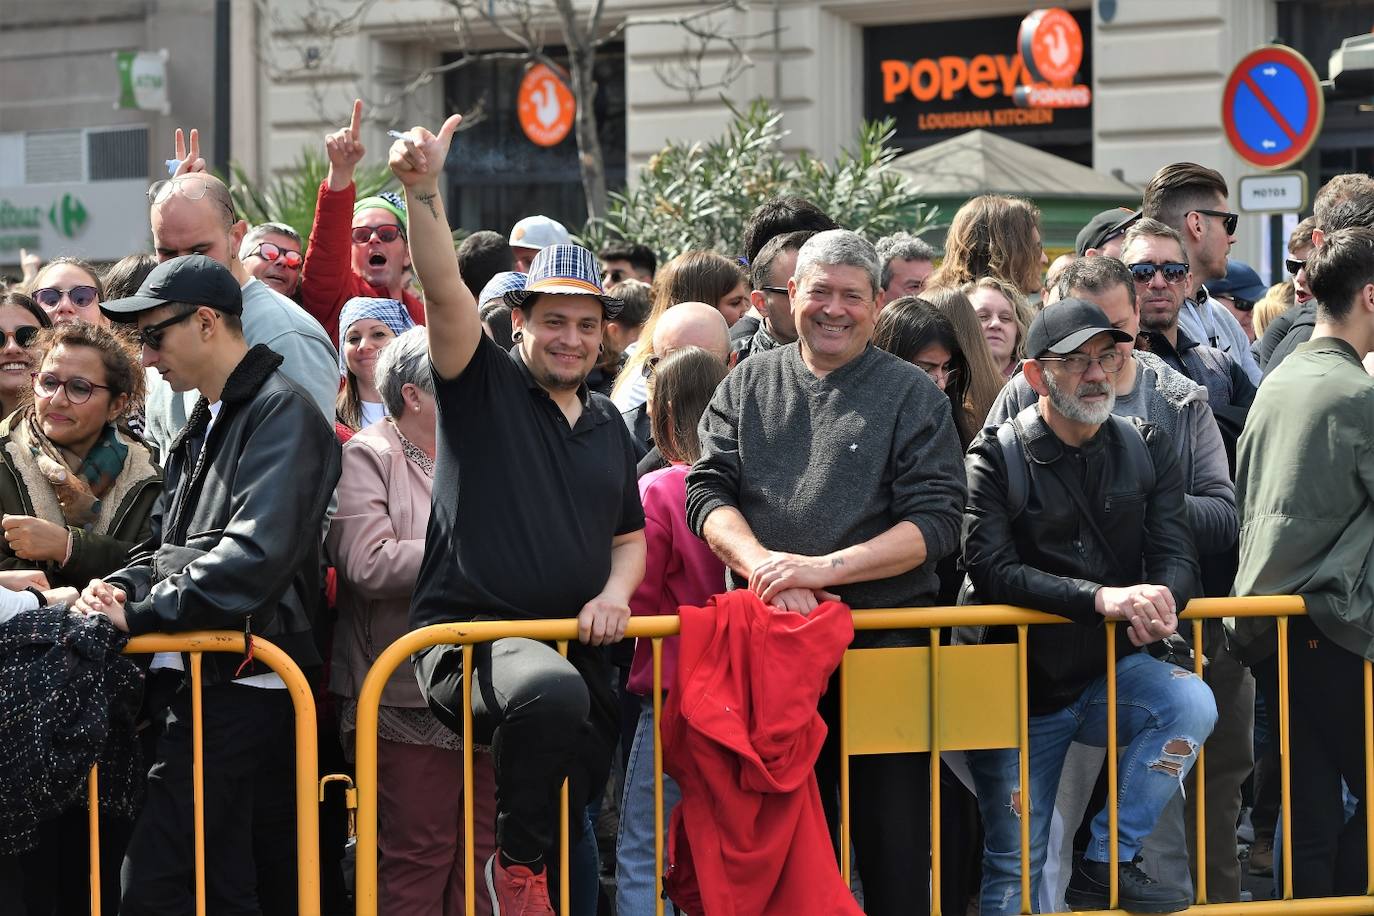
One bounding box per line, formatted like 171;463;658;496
966;652;1218;915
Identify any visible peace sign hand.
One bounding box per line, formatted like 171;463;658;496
171;128;206;177
387;115;463;191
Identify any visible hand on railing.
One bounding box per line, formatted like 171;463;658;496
577;593;631;646
1095;584;1178;647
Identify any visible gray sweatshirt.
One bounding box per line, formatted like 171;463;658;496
985;351;1236;554
687;343;966;645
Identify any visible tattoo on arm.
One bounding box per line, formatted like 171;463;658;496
415;191;438;219
830;556;844;568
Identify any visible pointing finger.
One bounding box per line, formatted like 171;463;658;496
349;99;363;138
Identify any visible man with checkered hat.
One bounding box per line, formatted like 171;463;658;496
389;116;645;916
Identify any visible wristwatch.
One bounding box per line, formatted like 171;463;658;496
24;586;46;607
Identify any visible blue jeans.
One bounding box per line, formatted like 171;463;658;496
967;652;1217;916
616;698;681;916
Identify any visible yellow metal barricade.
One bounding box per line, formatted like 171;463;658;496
86;631;321;916
352;597;1374;916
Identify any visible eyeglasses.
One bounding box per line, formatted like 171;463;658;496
1285;257;1306;276
137;309;198;350
32;286;99;310
1038;351;1126;375
250;242;303;269
31;371;113;405
640;354;662;379
1192;208;1239;236
915;361;959;385
760;286;789;296
350;225;403;244
1128;262;1190;285
0;326;40;349
147;176;236;221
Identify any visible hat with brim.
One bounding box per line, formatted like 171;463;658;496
504;244;623;318
1027;296;1134;358
1075;208;1141;256
101;253;243;318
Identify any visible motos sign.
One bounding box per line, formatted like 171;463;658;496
864;10;1092;157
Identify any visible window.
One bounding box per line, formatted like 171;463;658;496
88;127;150;181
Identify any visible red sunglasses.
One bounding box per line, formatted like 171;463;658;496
251;241;303;269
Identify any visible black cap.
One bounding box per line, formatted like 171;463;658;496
1026;297;1134;358
100;254;243;319
1075;208;1140;256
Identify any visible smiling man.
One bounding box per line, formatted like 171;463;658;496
686;229;965;916
299;99;426;342
389;116;645;916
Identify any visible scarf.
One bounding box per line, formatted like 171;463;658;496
16;408;127;529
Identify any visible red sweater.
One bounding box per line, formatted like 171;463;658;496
300;181;426;343
662;591;862;916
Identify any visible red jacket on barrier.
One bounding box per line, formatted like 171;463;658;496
300;181;427;343
662;590;863;916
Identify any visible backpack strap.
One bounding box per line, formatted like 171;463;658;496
1107;414;1156;493
995;420;1028;521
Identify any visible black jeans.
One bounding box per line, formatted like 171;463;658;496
419;637;618;865
120;684;294;916
1252;616;1369;897
816;672;931;916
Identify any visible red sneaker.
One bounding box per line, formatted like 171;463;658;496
485;852;555;916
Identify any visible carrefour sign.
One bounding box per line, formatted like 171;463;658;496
0;180;149;264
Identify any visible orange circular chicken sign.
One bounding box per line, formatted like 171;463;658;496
518;64;575;147
1019;8;1084;85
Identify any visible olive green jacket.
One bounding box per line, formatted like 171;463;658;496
0;415;163;589
1233;337;1374;663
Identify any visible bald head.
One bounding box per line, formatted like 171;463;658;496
151;174;247;269
652;301;731;363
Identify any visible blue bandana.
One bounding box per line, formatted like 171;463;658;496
338;297;416;375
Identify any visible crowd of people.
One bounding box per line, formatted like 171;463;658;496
0;100;1372;916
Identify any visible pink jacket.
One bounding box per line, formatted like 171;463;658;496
326;420;432;707
627;464;727;696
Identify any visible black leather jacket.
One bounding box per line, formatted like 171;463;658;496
961;405;1200;714
109;345;341;684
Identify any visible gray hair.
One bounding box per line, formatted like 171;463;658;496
874;232;939;289
239;222;303;261
374;326;434;417
1121;217;1186;260
793;229;881;296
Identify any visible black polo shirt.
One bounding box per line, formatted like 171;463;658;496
410;334;645;628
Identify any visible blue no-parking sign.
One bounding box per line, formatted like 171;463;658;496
1222;45;1325;171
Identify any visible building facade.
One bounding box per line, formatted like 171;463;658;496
1;0;1369;279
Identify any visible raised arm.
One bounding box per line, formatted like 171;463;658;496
388;116;479;380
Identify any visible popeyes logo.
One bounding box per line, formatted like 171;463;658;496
879;7;1090;112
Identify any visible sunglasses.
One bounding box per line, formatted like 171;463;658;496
1285;257;1306;276
640;354;662;378
250;242;303;269
1193;208;1239;236
1128;262;1190;285
0;326;40;349
603;268;628;285
31;371;112;406
351;225;403;244
761;286;789;296
33;286;99;310
137;309;198;350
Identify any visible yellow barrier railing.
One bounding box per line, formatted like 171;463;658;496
87;632;321;916
348;596;1374;915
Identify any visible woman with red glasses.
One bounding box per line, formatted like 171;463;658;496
26;256;109;327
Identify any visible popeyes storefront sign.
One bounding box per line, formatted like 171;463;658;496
864;8;1093;147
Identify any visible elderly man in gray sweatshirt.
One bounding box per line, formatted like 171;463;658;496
987;255;1247;906
686;229;966;916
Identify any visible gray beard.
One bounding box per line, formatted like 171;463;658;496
1044;368;1116;426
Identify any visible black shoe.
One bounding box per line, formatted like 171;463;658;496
1064;857;1191;913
